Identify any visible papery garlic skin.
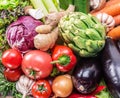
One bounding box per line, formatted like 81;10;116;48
16;75;35;98
96;13;115;32
90;0;106;10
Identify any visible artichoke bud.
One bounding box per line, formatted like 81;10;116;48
59;12;106;57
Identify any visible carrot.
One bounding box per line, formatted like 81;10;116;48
92;2;120;16
113;14;120;26
105;0;120;7
107;26;120;40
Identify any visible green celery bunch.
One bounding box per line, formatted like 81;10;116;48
30;0;60;16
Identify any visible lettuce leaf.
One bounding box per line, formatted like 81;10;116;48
95;80;113;98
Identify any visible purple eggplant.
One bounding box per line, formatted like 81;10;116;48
72;57;102;94
101;37;120;98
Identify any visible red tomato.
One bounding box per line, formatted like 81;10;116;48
32;80;52;98
4;68;22;82
1;49;22;69
22;50;53;79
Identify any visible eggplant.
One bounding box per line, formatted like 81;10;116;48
72;57;102;94
101;37;120;98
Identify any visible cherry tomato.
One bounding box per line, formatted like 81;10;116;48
32;80;52;98
22;50;53;79
4;68;22;82
1;49;22;69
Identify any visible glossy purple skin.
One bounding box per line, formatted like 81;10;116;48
101;38;120;98
72;57;102;94
6;16;43;53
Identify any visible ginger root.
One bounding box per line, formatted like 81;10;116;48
34;27;59;51
34;5;75;51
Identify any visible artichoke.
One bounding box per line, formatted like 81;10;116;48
59;12;106;57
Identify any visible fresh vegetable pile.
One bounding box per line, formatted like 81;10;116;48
1;0;120;98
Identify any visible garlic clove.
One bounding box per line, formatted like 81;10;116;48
28;8;44;19
95;12;115;32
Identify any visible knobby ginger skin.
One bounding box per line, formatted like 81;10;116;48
34;5;75;51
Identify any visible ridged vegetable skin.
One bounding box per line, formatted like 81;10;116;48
59;12;106;57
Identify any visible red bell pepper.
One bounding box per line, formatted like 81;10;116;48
51;45;77;72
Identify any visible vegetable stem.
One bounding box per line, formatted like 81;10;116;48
51;55;70;66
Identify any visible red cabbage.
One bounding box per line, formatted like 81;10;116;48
6;16;42;53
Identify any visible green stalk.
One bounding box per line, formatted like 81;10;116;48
52;0;60;11
42;0;58;12
30;0;48;16
59;0;73;10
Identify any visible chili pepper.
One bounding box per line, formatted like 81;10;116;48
68;85;106;98
92;85;106;95
51;45;77;72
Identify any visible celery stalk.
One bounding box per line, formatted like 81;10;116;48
30;0;48;16
42;0;58;12
52;0;60;11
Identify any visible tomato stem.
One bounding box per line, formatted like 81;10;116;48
38;84;46;92
51;55;70;66
29;69;36;79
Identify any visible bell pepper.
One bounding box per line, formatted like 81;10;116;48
51;45;77;72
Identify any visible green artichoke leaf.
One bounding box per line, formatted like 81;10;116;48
80;15;96;28
85;28;102;40
89;14;101;24
66;31;75;41
68;43;80;52
61;32;71;43
86;40;105;52
93;24;106;39
73;19;88;29
73;36;87;49
74;29;89;39
79;49;97;57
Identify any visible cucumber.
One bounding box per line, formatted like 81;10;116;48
74;0;90;13
59;0;73;10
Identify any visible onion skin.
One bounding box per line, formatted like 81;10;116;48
52;74;73;98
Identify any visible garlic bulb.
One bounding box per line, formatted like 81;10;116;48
16;75;35;98
90;0;106;10
96;12;115;32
